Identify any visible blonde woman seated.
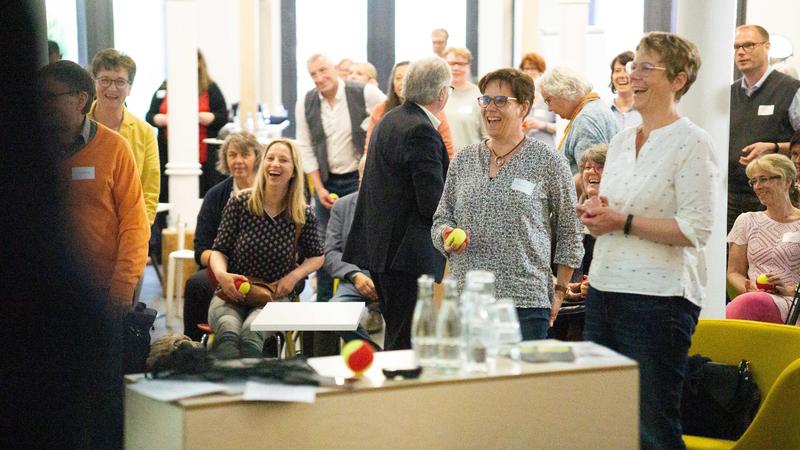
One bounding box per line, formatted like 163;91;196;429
727;154;800;325
208;140;324;358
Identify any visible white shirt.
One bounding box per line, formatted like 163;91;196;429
414;102;441;129
741;66;800;130
589;118;719;307
295;79;385;174
443;82;487;152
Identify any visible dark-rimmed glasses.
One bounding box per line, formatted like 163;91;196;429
733;41;768;53
95;77;130;88
748;175;782;187
477;95;518;108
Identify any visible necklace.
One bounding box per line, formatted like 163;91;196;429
488;136;527;167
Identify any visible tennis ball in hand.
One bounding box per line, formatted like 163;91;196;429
234;279;251;295
342;339;375;375
329;193;339;201
445;228;467;248
755;273;773;291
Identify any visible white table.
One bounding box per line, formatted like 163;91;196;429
250;302;365;332
125;343;639;449
203;120;290;146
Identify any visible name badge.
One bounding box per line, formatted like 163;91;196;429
782;231;800;243
511;178;535;196
458;105;473;114
533;109;546;118
758;104;775;116
156;89;167;99
71;167;95;181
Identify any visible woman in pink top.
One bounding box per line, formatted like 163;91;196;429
727;153;800;324
365;61;454;159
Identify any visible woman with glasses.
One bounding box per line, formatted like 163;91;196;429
539;66;618;179
608;51;642;131
443;47;487;152
726;154;800;325
578;32;716;449
364;60;454;158
432;68;583;340
518;52;557;148
88;49;160;224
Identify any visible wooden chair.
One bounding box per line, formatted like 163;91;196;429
683;319;800;449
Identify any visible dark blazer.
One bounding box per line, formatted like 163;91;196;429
193;176;234;266
343;102;449;281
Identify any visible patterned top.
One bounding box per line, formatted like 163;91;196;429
431;138;584;308
213;191;323;282
562;99;619;174
729;211;800;319
589;118;718;307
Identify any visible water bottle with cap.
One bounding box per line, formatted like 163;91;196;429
411;274;438;369
435;277;463;373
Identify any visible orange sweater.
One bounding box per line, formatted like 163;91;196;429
365;103;455;159
62;122;150;305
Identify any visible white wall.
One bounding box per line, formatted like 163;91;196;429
746;0;800;75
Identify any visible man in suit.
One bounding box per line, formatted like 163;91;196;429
343;57;452;350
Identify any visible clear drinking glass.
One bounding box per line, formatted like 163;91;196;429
487;298;522;364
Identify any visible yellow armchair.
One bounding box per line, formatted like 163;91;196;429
683;319;800;449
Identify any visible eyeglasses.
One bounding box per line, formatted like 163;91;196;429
733;41;768;53
478;95;518;108
625;61;667;77
95;77;130;88
42;91;76;100
748;175;783;187
446;85;455;93
448;61;469;68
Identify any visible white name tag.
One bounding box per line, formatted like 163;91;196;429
782;231;800;243
71;167;95;181
533;109;546;118
511;178;535;196
156;89;167;99
458;105;473;114
758;104;775;116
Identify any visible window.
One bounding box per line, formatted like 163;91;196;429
46;0;79;62
295;0;368;98
395;0;467;62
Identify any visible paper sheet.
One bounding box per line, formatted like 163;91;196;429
242;381;316;403
128;379;229;401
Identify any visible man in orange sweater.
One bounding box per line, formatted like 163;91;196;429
39;61;149;310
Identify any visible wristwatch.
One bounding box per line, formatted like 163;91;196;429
774;142;781;153
554;284;568;296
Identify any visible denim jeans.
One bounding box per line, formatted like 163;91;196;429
516;307;550;340
329;281;381;350
584;286;700;450
314;172;359;303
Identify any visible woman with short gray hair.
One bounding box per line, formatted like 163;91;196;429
539;66;618;178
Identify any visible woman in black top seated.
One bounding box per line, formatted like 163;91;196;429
183;132;261;341
208;139;323;358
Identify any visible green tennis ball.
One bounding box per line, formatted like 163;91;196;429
342;339;374;375
235;279;251;295
445;228;467;248
329;193;339;201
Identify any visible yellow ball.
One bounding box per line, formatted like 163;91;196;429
756;273;769;285
445;228;467;248
329;193;339;201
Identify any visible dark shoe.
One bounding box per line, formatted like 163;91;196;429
211;333;240;359
364;309;384;334
241;342;263;359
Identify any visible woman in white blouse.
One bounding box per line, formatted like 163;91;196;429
577;32;717;449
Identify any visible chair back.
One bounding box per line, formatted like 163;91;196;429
689;319;800;393
736;358;800;449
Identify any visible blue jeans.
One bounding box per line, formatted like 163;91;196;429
330;281;382;350
516;307;550;340
314;172;359;304
584;287;700;450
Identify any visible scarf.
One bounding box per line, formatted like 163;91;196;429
557;92;601;152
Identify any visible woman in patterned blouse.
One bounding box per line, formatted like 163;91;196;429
431;68;583;341
208;139;324;359
726;154;800;324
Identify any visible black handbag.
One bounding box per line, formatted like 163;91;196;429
681;354;761;440
123;301;157;374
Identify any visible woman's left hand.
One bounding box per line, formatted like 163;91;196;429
274;272;299;299
579;196;626;237
198;112;215;126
